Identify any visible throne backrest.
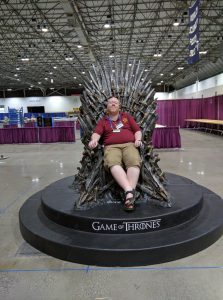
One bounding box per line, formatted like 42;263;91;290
78;60;157;147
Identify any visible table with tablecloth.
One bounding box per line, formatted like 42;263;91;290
0;126;179;147
0;127;75;144
54;121;75;127
38;127;75;143
152;126;181;148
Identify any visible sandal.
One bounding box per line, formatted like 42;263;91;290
123;190;136;212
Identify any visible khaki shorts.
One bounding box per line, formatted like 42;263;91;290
104;143;141;169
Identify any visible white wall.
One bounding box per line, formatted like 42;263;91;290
0;95;81;113
155;73;223;100
1;73;222;110
154;92;169;100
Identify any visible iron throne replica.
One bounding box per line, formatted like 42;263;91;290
19;61;223;267
74;60;171;209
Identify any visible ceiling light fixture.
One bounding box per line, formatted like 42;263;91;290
177;67;184;70
136;39;144;43
153;53;162;57
104;22;111;29
173;19;180;26
77;44;82;48
199;50;208;54
65;57;74;61
41;24;48;32
21;57;29;61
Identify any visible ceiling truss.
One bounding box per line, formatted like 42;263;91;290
0;0;222;92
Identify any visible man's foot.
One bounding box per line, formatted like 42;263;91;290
123;190;136;212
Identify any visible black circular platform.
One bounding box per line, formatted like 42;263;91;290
19;173;223;266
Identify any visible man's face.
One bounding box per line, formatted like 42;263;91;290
107;97;120;114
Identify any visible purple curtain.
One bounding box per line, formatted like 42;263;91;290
76;121;80;130
0;127;75;144
39;127;75;143
217;95;223;119
0;128;38;144
157;95;223;127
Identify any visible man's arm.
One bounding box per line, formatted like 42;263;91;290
134;130;142;147
88;133;101;149
88;117;104;149
126;113;142;147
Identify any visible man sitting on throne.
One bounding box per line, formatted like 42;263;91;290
89;96;142;211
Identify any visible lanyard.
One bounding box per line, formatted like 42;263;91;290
109;114;121;130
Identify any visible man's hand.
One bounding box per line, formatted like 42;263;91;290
134;140;142;148
88;133;101;149
89;140;98;149
134;130;142;147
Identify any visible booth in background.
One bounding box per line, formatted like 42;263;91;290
37;116;43;127
43;117;53;127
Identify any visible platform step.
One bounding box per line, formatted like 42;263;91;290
19;174;223;267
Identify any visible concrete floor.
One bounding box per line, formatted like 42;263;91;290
0;129;223;300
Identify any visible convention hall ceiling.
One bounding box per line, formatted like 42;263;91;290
0;0;223;93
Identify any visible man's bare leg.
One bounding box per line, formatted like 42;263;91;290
110;164;138;210
110;165;132;192
127;166;140;189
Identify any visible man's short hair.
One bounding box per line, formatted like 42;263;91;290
107;96;120;102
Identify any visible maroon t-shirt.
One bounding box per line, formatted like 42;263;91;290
94;112;140;146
